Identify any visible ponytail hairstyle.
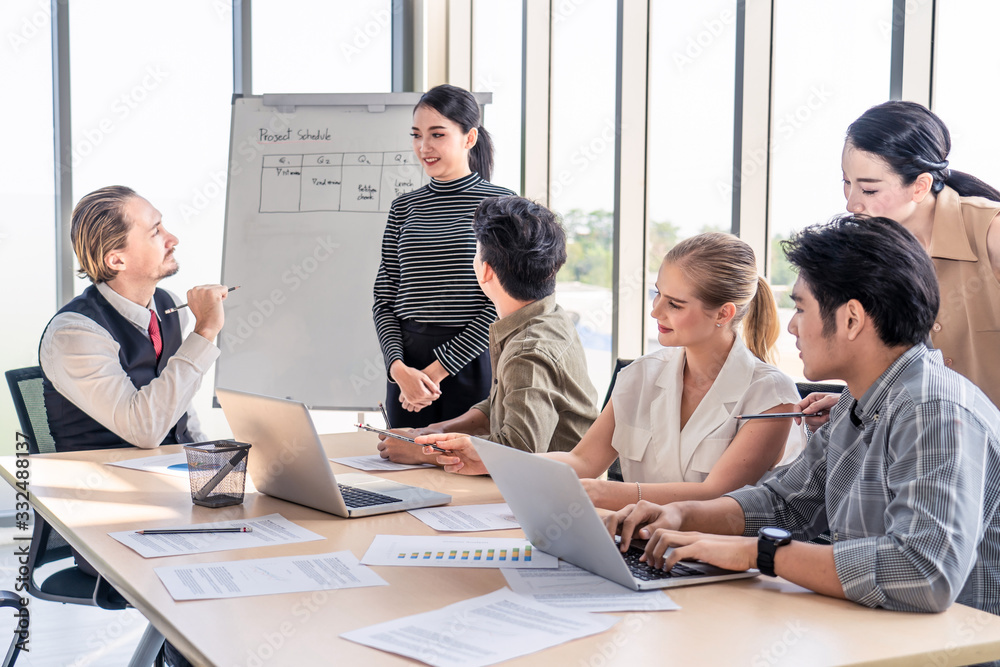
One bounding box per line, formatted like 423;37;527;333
846;101;1000;202
415;84;495;182
665;233;780;364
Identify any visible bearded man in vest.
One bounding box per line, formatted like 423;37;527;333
40;185;230;451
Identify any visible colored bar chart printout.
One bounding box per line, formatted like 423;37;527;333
361;535;558;569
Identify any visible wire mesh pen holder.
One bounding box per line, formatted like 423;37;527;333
183;441;252;508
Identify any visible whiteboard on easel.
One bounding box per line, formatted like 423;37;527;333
215;93;491;410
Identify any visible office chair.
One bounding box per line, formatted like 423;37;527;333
0;590;25;666
603;359;634;483
795;381;845;399
5;367;165;666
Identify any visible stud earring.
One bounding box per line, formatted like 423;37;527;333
716;323;721;328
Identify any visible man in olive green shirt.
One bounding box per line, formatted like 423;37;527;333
378;196;599;463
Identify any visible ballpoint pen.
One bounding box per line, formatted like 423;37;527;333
735;410;829;420
355;423;448;453
165;285;240;314
136;527;253;535
378;401;392;428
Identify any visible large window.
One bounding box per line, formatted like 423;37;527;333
645;0;737;353
550;1;617;396
934;3;1000;190
768;0;893;379
252;0;392;94
0;1;56;453
70;1;234;436
472;0;523;194
252;0;394;434
16;3;1000;447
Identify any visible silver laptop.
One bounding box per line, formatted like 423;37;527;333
472;437;758;590
216;388;451;517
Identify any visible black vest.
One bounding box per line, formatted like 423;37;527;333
40;285;192;452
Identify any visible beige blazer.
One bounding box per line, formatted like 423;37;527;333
928;186;1000;408
609;339;803;484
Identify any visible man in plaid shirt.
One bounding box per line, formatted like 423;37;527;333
606;214;1000;620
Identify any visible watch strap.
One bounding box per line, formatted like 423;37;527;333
757;538;779;577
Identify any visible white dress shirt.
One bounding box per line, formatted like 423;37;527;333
610;339;804;484
39;282;220;448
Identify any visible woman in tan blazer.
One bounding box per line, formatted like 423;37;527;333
800;101;1000;422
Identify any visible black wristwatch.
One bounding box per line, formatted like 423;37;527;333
757;527;792;577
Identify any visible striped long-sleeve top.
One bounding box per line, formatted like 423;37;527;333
373;172;515;376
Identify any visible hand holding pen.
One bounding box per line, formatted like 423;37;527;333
358;423;448;451
735;394;838;429
165;285;240;314
793;392;839;428
178;284;238;345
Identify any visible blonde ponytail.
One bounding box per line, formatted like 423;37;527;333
742;276;780;364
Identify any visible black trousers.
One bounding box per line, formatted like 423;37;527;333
385;320;491;428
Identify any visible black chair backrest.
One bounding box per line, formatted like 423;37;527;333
603;358;634;409
604;358;634;483
795;381;846;400
5;367;55;454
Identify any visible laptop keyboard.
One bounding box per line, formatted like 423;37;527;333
338;484;402;508
621;546;705;581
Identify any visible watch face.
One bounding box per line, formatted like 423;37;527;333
760;526;792;541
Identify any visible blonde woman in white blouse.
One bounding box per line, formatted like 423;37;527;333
421;233;804;511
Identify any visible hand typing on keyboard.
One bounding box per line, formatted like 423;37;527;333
604;499;758;574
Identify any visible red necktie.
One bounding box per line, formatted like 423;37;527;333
148;310;163;361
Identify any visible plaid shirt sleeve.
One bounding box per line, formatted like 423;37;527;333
831;399;989;613
727;422;831;540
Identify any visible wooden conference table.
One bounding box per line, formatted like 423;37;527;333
4;433;1000;667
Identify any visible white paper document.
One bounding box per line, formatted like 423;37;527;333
110;514;324;558
107;453;190;478
155;550;387;601
407;503;520;532
331;455;432;471
502;561;680;612
362;535;558;569
342;587;619;667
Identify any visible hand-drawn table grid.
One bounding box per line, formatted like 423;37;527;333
259;151;429;214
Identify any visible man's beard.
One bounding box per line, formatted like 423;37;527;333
158;259;180;281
